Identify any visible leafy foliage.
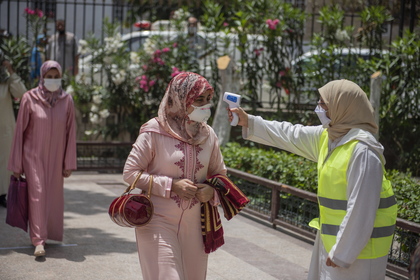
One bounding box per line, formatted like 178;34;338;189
222;142;318;192
70;16;204;141
386;170;420;223
0;36;31;88
70;19;141;141
358;31;420;174
221;142;420;223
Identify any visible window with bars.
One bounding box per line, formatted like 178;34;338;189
113;1;125;23
32;0;57;18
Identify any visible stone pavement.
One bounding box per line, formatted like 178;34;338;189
0;172;392;280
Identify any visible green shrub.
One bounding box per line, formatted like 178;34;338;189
386;170;420;223
222;142;420;223
221;142;318;192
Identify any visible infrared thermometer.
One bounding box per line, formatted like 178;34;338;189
223;92;241;126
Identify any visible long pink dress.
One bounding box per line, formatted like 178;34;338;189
8;88;77;246
123;118;227;280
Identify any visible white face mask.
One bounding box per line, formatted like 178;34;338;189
315;105;331;128
44;78;62;92
188;103;212;123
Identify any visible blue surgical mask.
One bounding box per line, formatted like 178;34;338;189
315;105;331;128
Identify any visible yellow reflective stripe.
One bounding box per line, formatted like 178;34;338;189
322;223;396;238
319;195;397;210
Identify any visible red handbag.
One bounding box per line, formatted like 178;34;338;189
6;175;28;232
108;172;154;227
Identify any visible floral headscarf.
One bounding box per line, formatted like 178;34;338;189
157;72;214;145
318;79;378;141
38;60;63;106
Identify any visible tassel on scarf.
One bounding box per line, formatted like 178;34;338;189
201;202;225;254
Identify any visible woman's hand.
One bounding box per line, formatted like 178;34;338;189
172;178;198;200
195;183;214;202
13;172;21;179
2;60;15;75
63;170;72;178
227;107;249;127
326;257;340;268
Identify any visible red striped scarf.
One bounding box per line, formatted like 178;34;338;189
201;174;250;253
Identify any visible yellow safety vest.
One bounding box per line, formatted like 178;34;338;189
309;130;397;259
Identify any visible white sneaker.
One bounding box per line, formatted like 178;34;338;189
34;245;45;257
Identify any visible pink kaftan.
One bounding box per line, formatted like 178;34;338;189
8;88;77;246
123;118;227;280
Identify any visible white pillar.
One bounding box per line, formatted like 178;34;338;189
212;55;240;146
370;71;382;140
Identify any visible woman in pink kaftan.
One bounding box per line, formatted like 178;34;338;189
123;72;227;280
8;60;77;257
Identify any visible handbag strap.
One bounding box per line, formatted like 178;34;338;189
123;172;154;198
124;171;143;194
146;175;153;198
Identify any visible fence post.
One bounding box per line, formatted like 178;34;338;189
212;55;239;146
370;71;382;140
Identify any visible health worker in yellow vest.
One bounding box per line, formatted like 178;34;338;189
228;79;397;280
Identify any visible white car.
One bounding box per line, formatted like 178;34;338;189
77;30;216;83
288;47;388;104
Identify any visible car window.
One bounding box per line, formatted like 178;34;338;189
125;36;150;51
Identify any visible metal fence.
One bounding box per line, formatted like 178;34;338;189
1;0;418;109
2;0;417;48
76;141;419;280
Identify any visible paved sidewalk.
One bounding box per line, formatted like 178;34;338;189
0;172;341;279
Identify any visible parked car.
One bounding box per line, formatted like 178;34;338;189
77;30;216;83
286;47;389;105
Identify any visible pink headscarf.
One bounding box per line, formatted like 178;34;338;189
38;60;63;107
157;72;214;145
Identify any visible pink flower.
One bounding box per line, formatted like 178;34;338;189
149;80;156;87
172;42;178;48
279;70;286;76
154;49;162;56
266;19;280;30
25;8;36;15
162;47;170;53
138;75;150;92
223;22;229;27
142;65;148;71
153;57;165;65
254;47;264;57
171;67;181;78
36;9;43;18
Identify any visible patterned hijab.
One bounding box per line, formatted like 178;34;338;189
318;79;378;141
157;72;214;145
38;60;63;107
